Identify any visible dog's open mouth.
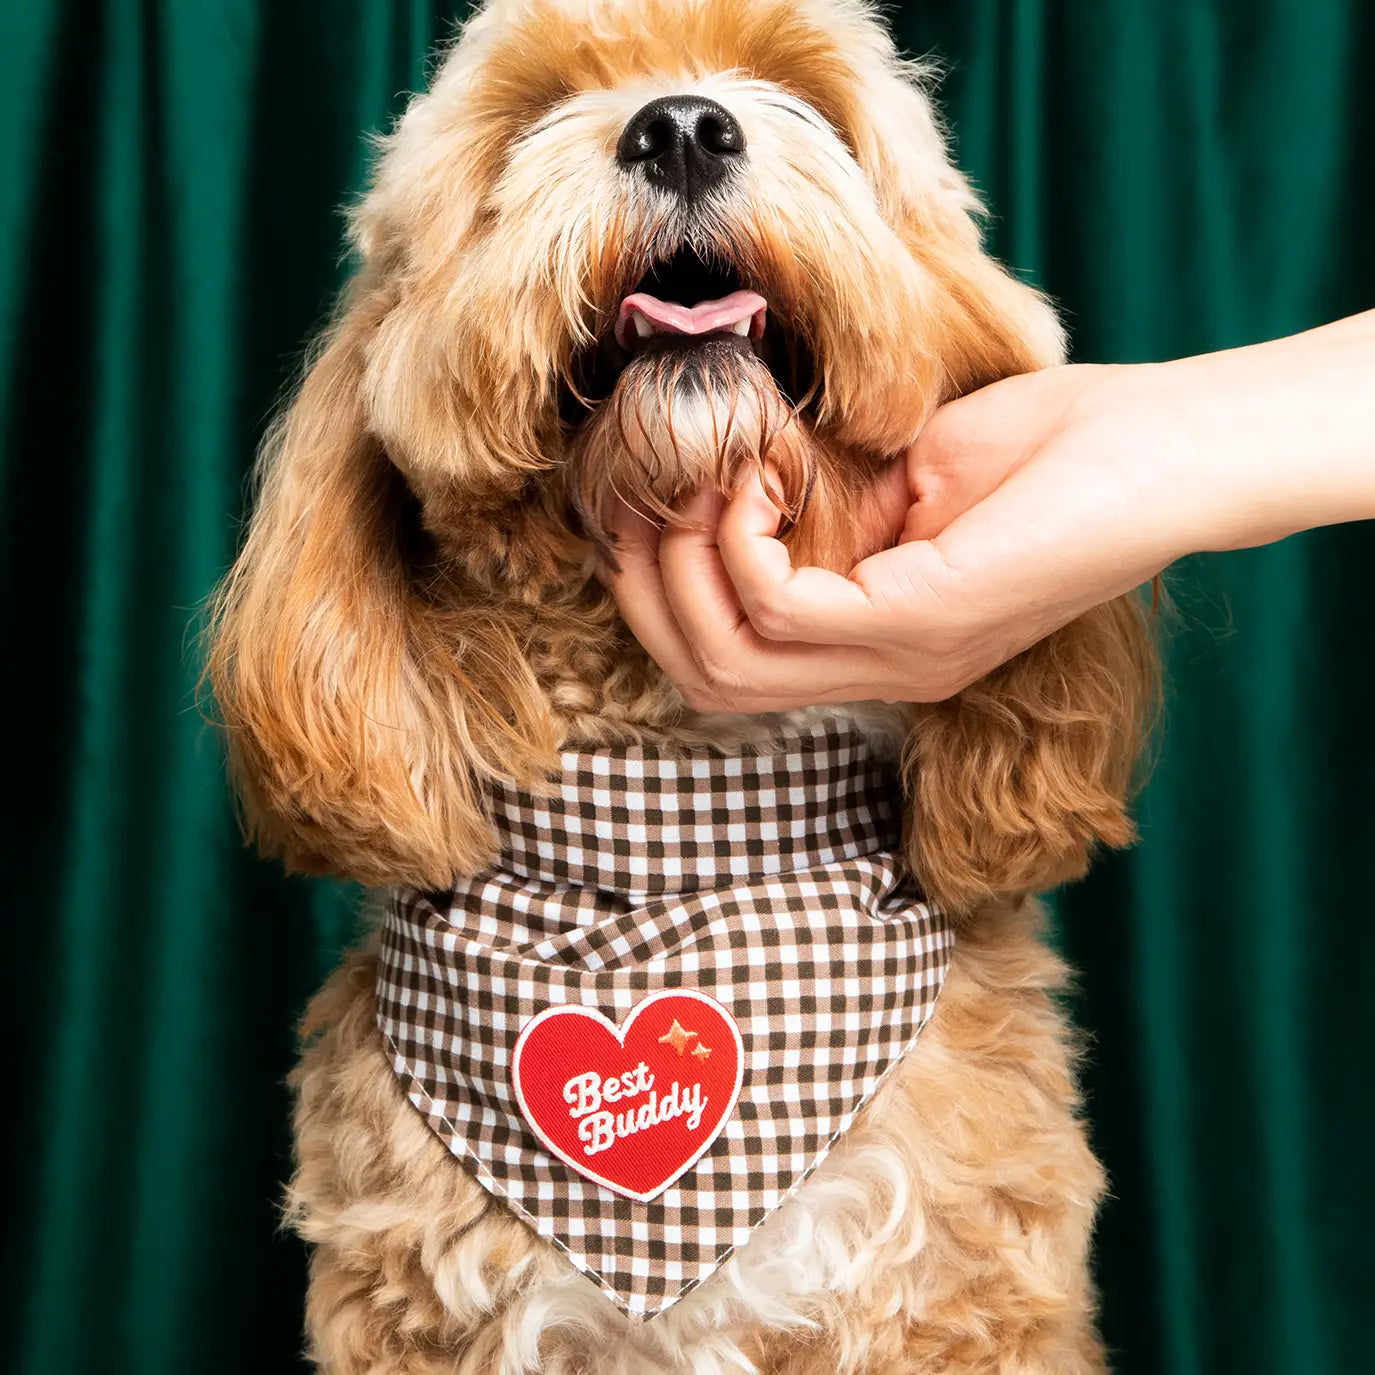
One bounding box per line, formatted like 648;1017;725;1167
566;245;814;418
614;287;765;350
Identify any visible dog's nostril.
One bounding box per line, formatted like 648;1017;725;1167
616;95;745;203
696;112;744;157
620;115;676;164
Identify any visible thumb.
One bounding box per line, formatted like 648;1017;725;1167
846;455;913;563
900;384;1042;543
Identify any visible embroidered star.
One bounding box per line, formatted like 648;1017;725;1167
691;1042;712;1061
657;1018;696;1056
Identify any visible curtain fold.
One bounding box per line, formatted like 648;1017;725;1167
3;2;1371;1371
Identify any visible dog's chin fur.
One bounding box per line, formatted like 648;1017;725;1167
570;342;807;542
206;0;1158;1369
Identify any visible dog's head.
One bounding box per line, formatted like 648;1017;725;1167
208;0;1151;903
352;0;1062;564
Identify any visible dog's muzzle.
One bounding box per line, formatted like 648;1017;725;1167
616;93;745;204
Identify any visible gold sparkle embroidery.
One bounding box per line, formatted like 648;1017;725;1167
658;1018;695;1056
691;1042;712;1061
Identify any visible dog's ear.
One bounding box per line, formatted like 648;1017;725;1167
840;50;1160;909
842;50;1069;389
904;597;1159;914
205;279;558;887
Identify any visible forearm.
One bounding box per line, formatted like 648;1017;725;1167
1170;309;1375;551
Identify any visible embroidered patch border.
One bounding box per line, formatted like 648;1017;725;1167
512;989;746;1202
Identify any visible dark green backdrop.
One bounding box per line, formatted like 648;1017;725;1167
3;2;1372;1372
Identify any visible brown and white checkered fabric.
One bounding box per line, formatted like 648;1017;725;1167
376;719;955;1318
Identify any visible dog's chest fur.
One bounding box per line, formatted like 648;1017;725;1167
292;894;1103;1371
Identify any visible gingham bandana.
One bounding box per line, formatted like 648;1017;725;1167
377;720;954;1318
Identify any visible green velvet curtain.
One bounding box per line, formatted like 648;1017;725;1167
4;2;1371;1372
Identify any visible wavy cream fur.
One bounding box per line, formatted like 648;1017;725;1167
206;0;1157;1368
291;903;1103;1374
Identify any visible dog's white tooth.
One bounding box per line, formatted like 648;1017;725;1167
633;315;654;339
730;319;750;337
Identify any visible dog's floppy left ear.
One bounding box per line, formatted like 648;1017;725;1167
205;276;559;888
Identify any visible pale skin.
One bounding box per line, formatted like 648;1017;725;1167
608;310;1375;710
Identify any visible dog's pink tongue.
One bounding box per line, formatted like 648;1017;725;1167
615;289;766;349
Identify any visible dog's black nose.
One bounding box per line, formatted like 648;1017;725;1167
616;95;745;202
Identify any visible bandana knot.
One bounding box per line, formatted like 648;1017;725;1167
490;729;903;901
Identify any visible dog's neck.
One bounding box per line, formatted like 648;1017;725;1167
413;471;908;757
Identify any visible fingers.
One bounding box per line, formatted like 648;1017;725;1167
853;455;914;560
605;363;1146;712
603;503;712;695
607;492;894;710
711;472;887;646
901;380;1047;542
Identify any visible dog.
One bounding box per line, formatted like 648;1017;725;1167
207;1;1156;1370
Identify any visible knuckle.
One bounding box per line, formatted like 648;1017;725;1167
691;654;765;709
912;413;959;475
697;655;745;694
679;684;720;712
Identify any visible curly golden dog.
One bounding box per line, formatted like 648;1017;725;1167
208;0;1156;1369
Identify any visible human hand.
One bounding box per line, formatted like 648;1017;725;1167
607;312;1375;711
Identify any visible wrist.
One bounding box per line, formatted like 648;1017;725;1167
1164;312;1375;551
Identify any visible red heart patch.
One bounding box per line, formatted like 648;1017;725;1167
512;990;744;1202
